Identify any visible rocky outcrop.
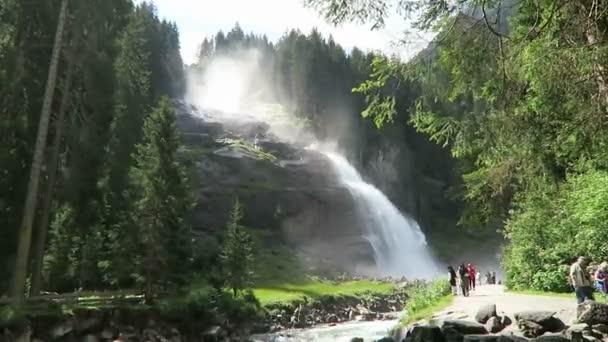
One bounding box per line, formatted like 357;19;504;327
175;102;383;275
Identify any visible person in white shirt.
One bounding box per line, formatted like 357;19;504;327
570;256;594;304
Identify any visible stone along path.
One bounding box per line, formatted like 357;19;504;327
430;285;577;330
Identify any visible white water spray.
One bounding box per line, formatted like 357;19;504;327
323;151;438;279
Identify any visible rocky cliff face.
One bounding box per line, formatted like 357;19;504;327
175;102;377;275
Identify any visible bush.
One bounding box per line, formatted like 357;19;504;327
158;285;265;328
504;170;608;292
402;280;451;320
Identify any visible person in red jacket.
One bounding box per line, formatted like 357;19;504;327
467;263;476;291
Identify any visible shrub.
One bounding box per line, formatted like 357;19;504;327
504;170;608;292
402;279;451;321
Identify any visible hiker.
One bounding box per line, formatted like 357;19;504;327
491;271;496;285
476;270;481;286
458;263;470;296
570;256;594;304
595;262;608;294
467;263;476;291
485;271;491;284
448;266;458;295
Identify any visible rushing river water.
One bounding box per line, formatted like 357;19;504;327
251;319;399;342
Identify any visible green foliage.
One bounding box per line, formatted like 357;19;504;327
399;279;452;326
220;199;255;296
504;170;608;292
253;279;394;305
128;97;193;291
159;285;264;328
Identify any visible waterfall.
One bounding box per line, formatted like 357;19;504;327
323;151;438;279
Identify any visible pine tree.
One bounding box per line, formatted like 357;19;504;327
129;97;192;302
220;199;255;296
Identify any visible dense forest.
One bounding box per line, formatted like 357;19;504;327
307;0;608;291
0;0;189;298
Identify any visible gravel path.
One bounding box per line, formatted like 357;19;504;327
430;285;577;327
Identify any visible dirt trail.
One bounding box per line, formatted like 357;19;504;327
431;285;577;326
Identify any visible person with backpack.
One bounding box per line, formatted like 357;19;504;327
458;263;470;296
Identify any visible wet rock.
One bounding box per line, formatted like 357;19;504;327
565;322;589;339
405;325;445;342
577;301;608;325
514;312;557;325
201;325;222;341
540;317;566;333
442;326;464;342
50;320;74;339
531;333;570;341
486;316;505;333
442;319;488;335
463;335;501;341
501;316;513;328
476;304;498;324
591;323;608;334
82;334;99;342
518;320;545;338
376;337;395;342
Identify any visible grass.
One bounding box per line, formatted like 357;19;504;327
400;295;454;325
397;280;453;327
253;280;395;305
506;289;573;298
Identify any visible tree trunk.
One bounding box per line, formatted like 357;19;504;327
29;54;75;296
10;0;69;302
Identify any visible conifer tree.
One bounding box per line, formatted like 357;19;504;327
129;97;192;301
220;199;255;296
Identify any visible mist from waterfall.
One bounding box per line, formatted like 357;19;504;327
322;151;438;279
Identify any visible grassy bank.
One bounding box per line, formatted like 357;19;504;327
506;289;572;298
253;279;395;305
398;280;453;326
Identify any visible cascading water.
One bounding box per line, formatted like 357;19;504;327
323;151;438;279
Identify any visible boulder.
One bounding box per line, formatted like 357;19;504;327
540;317;566;333
501;316;513;328
531;333;571;341
517;320;545;338
591;323;608;334
50;320;74;339
376;337;395;342
442;320;488;335
514;312;557;325
405;325;445;342
82;334;99;342
463;336;526;342
577;301;608;325
442;327;465;342
476;304;498;324
464;335;501;341
486;317;506;333
565;323;589;340
350;338;364;342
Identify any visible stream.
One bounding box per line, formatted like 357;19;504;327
250;319;399;342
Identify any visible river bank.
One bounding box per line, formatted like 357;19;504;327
0;278;414;341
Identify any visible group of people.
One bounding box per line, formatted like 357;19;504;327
570;256;608;304
448;263;498;297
